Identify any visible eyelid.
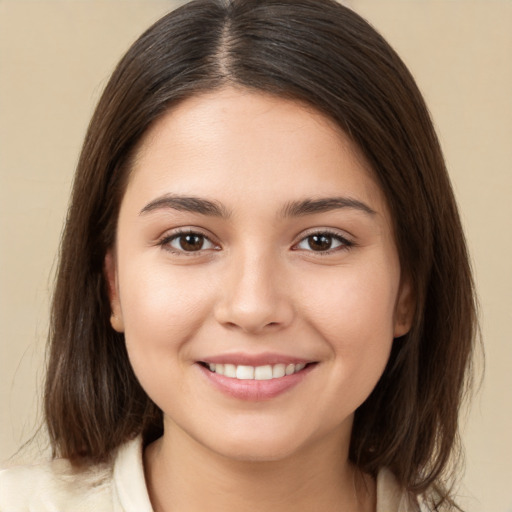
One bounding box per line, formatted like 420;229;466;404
291;228;354;253
158;227;221;255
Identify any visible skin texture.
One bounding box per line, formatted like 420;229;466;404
106;87;413;512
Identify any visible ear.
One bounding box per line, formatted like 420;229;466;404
393;278;415;338
104;250;125;333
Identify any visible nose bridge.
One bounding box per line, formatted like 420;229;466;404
214;245;293;333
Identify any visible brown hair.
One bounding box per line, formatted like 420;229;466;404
44;0;476;507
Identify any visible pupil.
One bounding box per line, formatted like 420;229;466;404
309;234;332;251
181;234;203;251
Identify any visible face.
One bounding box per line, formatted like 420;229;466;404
106;87;412;462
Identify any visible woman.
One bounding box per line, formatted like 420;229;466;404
0;0;476;510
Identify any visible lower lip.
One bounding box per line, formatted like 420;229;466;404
197;363;316;401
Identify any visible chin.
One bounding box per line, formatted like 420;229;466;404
193;418;331;464
208;436;305;463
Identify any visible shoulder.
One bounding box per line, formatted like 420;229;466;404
377;467;418;512
376;468;455;512
0;455;113;511
0;436;152;512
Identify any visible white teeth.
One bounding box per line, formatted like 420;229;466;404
236;365;255;380
224;364;236;378
255;365;273;380
206;362;309;380
285;363;295;376
272;364;286;378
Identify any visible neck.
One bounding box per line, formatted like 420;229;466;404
144;421;375;512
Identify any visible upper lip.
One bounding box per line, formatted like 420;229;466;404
198;352;315;366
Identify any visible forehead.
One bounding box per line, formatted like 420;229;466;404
126;87;386;215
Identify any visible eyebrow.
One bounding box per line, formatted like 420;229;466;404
140;194;231;217
280;197;376;217
139;194;376;218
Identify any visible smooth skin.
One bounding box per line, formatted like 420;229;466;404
106;87;414;512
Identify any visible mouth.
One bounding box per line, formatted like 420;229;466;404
196;354;318;400
198;361;316;381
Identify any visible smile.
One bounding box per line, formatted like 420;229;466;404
197;359;317;400
203;362;307;380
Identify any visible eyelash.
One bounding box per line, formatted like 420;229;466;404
292;229;354;255
158;228;354;256
158;229;219;255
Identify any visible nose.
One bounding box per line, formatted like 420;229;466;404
213;252;295;334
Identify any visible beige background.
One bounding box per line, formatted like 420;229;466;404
0;1;510;511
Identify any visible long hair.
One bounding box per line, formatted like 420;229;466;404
44;0;477;506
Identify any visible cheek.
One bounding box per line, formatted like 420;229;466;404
303;264;399;338
117;257;215;359
116;258;218;410
299;263;398;387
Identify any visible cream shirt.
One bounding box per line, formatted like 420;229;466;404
0;437;422;511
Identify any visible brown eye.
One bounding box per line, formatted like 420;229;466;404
179;234;204;251
308;234;333;251
165;232;216;253
295;231;351;253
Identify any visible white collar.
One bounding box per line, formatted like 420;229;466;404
112;436;153;512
